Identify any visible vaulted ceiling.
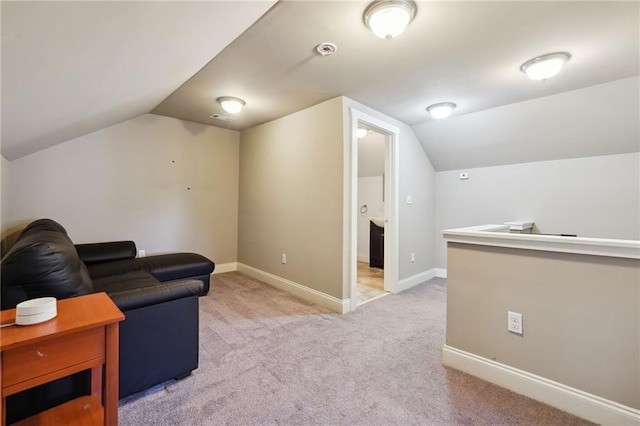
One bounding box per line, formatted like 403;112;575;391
1;1;277;160
2;1;639;170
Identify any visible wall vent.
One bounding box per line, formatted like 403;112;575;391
209;113;235;122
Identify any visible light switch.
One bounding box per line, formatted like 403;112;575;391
407;195;413;205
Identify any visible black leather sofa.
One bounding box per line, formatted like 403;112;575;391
1;219;215;422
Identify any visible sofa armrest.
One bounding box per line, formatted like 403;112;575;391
140;253;215;282
75;241;137;264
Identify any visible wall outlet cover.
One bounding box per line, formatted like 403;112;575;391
508;311;523;335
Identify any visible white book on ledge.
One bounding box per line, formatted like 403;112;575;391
504;220;534;231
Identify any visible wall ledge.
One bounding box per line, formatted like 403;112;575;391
443;225;640;259
236;263;349;314
442;345;640;426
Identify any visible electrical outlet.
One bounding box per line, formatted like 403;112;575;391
138;249;146;258
507;311;523;335
281;253;287;264
459;172;469;180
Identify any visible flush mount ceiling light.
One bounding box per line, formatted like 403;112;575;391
217;96;245;114
357;128;369;138
520;52;571;81
427;102;456;120
363;0;417;40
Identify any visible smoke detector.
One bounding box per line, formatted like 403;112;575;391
315;42;337;56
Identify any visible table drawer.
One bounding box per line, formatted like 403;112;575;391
2;327;105;389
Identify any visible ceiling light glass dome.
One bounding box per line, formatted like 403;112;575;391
520;52;571;81
364;0;417;40
427;102;456;120
217;96;246;114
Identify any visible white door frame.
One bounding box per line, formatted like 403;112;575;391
347;108;399;312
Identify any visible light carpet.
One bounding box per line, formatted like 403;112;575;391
119;272;594;425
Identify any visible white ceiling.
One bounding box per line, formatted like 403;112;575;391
2;1;639;170
1;1;276;160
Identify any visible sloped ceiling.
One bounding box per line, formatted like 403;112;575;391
1;1;276;160
414;76;640;170
2;1;639;170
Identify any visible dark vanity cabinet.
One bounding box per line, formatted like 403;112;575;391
369;221;384;269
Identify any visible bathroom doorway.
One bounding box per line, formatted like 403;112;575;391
356;127;387;305
347;108;399;312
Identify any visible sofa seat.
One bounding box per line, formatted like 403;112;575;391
83;252;213;295
93;271;203;311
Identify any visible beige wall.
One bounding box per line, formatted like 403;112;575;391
436;152;640;269
238;97;345;299
446;242;640;408
398;123;437;278
3;114;239;264
1;156;9;233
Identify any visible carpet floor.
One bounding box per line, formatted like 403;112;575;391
119;272;594;425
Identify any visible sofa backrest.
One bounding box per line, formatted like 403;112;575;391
75;241;137;264
0;218;94;310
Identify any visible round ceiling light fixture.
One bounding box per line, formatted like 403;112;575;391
427;102;456;120
363;0;417;40
520;52;571;81
217;96;245;114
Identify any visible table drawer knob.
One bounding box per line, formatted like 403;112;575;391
37;348;46;357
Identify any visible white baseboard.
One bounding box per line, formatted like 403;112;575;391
435;268;447;278
236;263;349;314
213;262;238;274
396;268;437;293
442;345;640;426
357;255;369;263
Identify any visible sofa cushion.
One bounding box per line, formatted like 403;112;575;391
0;219;93;309
85;252;214;282
93;272;204;311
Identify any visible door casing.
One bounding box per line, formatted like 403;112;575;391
346;108;399;312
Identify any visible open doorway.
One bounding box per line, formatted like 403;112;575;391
356;127;387;305
347;108;399;312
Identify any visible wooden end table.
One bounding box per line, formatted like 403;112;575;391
0;292;124;425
